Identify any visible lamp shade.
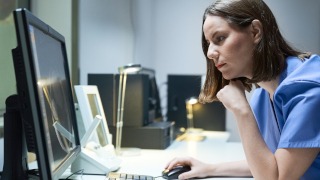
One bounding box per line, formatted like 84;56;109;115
118;64;141;73
185;96;199;105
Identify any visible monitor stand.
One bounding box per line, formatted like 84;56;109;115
2;95;31;180
71;115;121;174
2;95;79;180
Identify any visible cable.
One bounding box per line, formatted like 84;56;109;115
65;169;84;180
77;173;106;176
153;176;163;179
158;82;168;90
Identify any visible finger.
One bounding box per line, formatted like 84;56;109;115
216;91;224;101
167;157;191;170
217;94;221;101
167;159;184;170
178;171;196;180
164;157;176;169
233;79;244;86
165;158;182;169
229;80;238;85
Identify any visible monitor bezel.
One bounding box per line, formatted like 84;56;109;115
13;8;80;180
74;85;112;147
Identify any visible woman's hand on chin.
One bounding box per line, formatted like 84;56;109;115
216;80;250;114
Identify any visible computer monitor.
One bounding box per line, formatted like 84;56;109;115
139;68;162;123
72;85;121;174
167;75;226;138
74;85;112;146
2;9;81;179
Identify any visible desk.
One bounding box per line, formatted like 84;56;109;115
58;131;253;180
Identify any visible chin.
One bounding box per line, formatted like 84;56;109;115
222;73;236;81
222;70;245;80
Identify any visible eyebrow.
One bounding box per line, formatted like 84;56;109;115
205;31;220;42
211;31;219;41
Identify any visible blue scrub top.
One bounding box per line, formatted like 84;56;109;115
250;54;320;179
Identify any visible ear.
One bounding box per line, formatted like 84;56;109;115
251;19;263;44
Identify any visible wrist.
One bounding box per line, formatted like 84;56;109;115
206;163;219;177
232;103;251;116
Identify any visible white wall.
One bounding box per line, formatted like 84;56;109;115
267;0;320;55
79;0;320;142
131;0;155;68
78;0;134;85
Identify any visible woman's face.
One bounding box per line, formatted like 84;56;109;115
203;15;255;80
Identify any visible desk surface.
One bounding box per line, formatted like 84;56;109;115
0;132;253;179
58;131;253;180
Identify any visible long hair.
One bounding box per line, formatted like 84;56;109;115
199;0;311;103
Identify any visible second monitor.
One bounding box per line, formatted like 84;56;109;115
88;70;162;127
167;75;226;138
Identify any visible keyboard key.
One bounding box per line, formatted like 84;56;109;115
108;172;121;178
127;174;134;179
107;172;153;180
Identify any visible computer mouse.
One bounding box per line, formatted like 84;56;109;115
162;166;191;180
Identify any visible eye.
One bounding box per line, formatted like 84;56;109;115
206;41;210;47
217;36;225;42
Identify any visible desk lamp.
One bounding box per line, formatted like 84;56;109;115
185;97;204;133
180;96;205;141
116;64;141;156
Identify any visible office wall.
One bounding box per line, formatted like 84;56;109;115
131;0;155;68
0;1;73;114
78;0;320;142
31;0;73;74
0;9;16;113
78;0;134;85
0;0;23;114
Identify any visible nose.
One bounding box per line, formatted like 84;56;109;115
207;44;219;62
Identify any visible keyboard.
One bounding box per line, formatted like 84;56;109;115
108;172;155;180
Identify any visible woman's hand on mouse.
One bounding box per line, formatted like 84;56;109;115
165;157;210;179
216;80;250;114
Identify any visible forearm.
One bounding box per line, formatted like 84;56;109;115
234;106;278;179
207;160;252;177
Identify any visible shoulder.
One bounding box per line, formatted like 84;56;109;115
276;54;320;97
281;54;320;85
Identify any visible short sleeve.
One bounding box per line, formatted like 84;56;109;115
274;81;320;148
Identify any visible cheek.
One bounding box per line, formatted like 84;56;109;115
227;34;253;57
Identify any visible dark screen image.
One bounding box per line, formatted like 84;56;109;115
29;25;75;171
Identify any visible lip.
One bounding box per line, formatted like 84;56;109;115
215;63;226;70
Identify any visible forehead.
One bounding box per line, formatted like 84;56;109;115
203;15;233;38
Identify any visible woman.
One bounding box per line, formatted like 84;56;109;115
165;0;320;179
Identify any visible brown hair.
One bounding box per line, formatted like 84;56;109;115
199;0;311;103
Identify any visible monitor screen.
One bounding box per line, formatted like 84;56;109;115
30;24;75;170
139;68;162;122
4;9;81;180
